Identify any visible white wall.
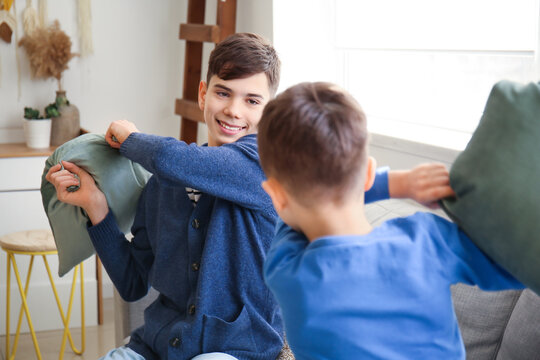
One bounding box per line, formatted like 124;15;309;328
0;0;188;304
0;0;275;301
0;0;274;143
0;0;187;142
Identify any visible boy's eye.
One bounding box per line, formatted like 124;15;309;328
216;91;229;98
247;98;260;105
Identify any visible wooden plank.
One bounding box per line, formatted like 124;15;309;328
180;23;220;43
217;0;237;41
0;129;87;158
175;99;205;124
0;143;56;158
181;118;199;145
179;0;206;144
96;256;103;325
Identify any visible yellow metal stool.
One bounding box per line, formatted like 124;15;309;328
0;229;85;360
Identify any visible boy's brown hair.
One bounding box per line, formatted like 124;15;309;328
207;33;281;96
258;82;369;205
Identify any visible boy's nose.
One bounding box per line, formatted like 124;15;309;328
224;99;242;119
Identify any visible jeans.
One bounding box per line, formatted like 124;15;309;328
99;346;239;360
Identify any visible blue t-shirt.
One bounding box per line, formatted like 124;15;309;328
264;213;524;360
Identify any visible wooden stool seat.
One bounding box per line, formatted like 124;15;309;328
0;229;57;253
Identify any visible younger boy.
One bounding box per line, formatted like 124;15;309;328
258;82;524;360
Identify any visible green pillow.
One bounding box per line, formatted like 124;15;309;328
441;80;540;294
41;134;151;277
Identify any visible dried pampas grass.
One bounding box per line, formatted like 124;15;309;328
19;20;77;90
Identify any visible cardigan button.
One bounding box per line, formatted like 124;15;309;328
169;337;181;347
189;304;196;315
191;219;200;229
191;262;200;271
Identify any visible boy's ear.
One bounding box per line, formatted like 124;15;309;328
262;178;288;212
364;156;377;191
198;81;207;111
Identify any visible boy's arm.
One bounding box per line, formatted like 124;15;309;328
430;215;524;291
366;163;454;206
87;199;154;302
46;161;152;301
365;167;390;203
264;220;308;291
45;161;108;225
105;119;269;210
388;163;455;208
120;132;270;211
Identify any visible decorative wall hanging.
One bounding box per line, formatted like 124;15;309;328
0;0;15;43
38;0;46;27
0;0;21;96
78;0;93;57
12;0;21;98
22;0;39;35
19;20;76;90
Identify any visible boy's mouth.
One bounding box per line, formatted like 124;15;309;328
217;120;246;134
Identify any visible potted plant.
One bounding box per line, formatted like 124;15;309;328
19;20;80;146
44;102;61;118
23;107;52;149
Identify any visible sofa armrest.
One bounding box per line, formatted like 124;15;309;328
451;284;522;359
496;289;540;360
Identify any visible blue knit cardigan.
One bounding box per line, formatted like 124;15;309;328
87;133;389;360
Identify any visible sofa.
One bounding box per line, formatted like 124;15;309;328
114;199;540;359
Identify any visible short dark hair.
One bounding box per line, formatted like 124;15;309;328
207;33;281;96
258;82;369;204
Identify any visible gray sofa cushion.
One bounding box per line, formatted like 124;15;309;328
496;289;540;360
451;284;522;359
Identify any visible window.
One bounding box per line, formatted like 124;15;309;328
273;0;540;150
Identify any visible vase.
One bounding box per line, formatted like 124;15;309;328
50;90;80;146
23;118;52;149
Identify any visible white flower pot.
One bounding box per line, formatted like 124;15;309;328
23;118;52;149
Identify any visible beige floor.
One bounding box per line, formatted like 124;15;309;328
0;297;115;360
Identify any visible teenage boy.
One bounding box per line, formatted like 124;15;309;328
258;82;524;360
47;34;452;360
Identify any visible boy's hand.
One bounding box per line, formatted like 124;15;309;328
46;161;109;225
388;163;455;209
105;120;140;149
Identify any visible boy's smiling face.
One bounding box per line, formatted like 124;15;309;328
198;73;271;147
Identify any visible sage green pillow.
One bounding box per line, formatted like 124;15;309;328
441;80;540;295
41;134;151;277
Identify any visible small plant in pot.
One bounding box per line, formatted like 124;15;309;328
19;20;80;146
44;102;61;118
23;106;53;149
24;107;43;120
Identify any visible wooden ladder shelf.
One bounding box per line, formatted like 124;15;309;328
175;0;237;144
